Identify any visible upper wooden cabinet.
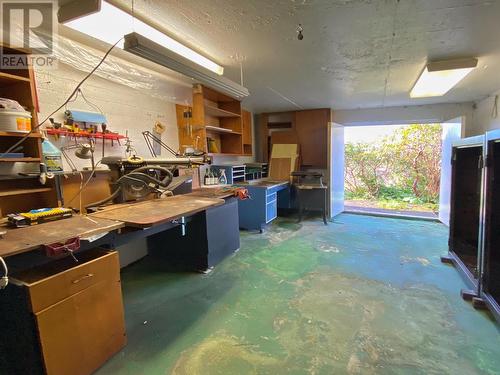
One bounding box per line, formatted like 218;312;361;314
176;84;252;156
294;109;331;168
242;109;253;155
259;108;331;169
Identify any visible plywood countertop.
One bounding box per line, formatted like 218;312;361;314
90;195;225;228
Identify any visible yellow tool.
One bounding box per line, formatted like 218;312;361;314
8;207;73;227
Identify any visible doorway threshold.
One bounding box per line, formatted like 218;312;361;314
343;205;439;222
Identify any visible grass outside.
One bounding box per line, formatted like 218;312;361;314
345;187;439;213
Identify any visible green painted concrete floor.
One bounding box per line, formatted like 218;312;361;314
97;214;500;375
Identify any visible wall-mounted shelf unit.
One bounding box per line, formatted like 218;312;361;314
0;72;31;83
204;105;241;118
0;187;52;197
176;85;253;157
0;176;58;216
0;47;42;163
204;125;241;135
0;132;42;162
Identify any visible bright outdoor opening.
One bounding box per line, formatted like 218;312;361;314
344;124;443;215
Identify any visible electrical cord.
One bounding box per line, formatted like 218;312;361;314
0;256;8;289
79;89;104;115
0;38;123;159
84;167;174;209
492;94;498;119
65;159;102;207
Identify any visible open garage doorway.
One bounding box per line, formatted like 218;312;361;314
328;119;462;223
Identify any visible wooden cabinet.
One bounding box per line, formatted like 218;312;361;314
0;47;42;163
0;248;126;375
0;175;58;217
259;109;331;169
294;109;331;168
176;85;252;156
242;109;252;155
37;280;125;375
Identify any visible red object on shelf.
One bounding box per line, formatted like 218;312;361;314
46;128;127;140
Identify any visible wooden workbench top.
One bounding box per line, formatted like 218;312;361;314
238;179;289;188
0;195;224;258
90;195;225;228
0;216;124;258
189;187;237;199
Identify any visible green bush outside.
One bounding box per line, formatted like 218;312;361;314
345;124;442;212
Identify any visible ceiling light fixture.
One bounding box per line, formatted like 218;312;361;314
124;32;249;99
297;24;304;41
63;1;224;76
410;58;478;98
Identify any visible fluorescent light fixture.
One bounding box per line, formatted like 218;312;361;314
410;58;478;98
64;1;224;75
124;32;249;99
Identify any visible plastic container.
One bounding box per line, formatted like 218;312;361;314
0;108;32;132
42;138;63;173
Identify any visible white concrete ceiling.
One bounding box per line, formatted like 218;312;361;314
111;0;500;113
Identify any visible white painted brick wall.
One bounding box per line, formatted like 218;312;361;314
34;62;179;171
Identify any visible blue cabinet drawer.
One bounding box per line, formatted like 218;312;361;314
266;185;279;195
266;192;277;204
266;199;277;223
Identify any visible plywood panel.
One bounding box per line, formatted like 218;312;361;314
269;157;292;181
271;143;299;172
91;195;224;228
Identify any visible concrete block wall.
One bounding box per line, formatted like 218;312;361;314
33;62;179;171
470;89;500;135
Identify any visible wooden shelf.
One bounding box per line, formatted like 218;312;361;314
0;131;41;138
204;105;240;118
208;152;245;156
0;174;39;181
205;126;242;135
0;187;52;197
178;85;247;156
0;72;31;83
0;157;41;163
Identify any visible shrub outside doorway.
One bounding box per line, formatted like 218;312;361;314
344;124;442;215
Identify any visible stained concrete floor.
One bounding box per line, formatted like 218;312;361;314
97;214;500;375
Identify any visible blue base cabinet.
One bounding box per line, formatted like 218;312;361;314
238;183;289;231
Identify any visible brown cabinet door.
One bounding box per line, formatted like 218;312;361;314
242;109;253;155
36;280;126;375
242;110;252;145
28;251;119;314
294;109;330;168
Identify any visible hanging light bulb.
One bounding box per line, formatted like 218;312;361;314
297;24;304;40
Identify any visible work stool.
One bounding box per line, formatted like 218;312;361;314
291;171;328;225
